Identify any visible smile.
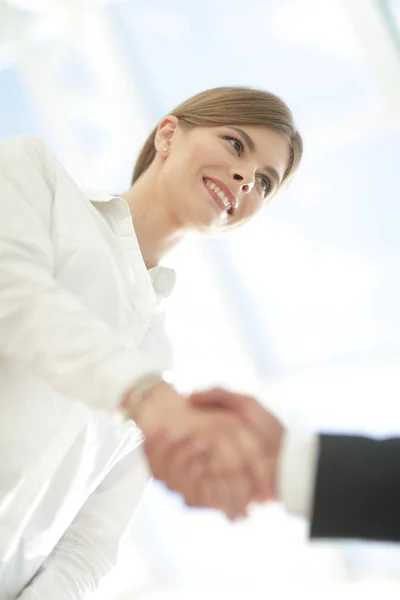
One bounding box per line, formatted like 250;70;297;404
203;178;235;215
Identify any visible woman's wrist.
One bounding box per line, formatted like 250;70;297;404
120;373;165;422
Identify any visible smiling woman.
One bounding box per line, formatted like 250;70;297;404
0;85;302;598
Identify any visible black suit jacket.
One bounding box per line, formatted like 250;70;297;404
310;434;400;542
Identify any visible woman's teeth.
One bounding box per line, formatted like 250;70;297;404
205;179;232;212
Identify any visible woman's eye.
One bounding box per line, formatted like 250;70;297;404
258;176;271;197
227;137;243;155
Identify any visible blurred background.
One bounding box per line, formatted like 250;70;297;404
1;0;400;597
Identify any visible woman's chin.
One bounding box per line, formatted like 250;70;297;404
188;205;229;233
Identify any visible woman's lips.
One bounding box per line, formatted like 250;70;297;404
203;177;237;214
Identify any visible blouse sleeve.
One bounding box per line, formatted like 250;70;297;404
18;445;151;599
0;136;159;413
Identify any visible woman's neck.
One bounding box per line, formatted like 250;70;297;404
121;164;185;270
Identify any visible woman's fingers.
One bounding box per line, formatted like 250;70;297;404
144;430;209;499
144;416;271;515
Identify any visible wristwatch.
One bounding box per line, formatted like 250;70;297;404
120;373;165;421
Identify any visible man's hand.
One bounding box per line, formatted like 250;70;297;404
127;382;272;519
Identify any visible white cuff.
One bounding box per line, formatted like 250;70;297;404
277;430;319;518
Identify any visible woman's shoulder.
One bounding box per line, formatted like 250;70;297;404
2;133;58;157
0;134;54;154
0;135;61;188
0;135;60;170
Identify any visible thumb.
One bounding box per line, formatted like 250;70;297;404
190;388;244;412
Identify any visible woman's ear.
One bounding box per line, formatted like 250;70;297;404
155;115;179;154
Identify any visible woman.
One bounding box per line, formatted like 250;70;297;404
0;87;302;598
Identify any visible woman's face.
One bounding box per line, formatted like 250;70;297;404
156;117;291;234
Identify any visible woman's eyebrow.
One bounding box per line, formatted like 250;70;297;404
264;166;281;187
229;126;255;151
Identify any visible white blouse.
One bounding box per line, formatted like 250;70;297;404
0;136;175;599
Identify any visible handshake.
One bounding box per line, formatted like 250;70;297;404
124;381;284;520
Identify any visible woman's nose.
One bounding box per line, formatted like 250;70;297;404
233;173;253;194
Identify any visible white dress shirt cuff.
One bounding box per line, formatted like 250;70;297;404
278;430;320;518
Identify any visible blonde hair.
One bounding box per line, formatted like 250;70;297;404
132;86;302;187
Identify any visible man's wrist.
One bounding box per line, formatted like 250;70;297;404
277;430;319;517
270;424;285;501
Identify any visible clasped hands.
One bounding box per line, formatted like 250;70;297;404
129;382;284;520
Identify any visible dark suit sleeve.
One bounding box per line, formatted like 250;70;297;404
310;434;400;542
